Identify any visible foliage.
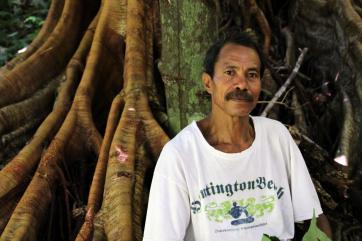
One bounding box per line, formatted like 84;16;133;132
262;210;332;241
262;234;280;241
0;0;49;66
302;211;331;241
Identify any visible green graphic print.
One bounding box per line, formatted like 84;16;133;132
204;195;275;223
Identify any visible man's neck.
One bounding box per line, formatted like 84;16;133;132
197;113;255;153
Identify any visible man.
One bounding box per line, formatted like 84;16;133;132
143;31;332;241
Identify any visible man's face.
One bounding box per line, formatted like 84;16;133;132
203;43;262;118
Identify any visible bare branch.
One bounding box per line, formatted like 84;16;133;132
261;48;308;117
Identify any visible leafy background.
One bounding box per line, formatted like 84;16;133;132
0;0;49;66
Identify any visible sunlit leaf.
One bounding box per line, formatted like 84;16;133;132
302;210;332;241
24;16;38;24
262;234;272;241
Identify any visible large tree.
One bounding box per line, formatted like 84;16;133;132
0;0;361;240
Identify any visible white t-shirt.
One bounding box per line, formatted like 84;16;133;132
143;116;322;241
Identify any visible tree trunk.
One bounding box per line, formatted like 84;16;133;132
0;0;361;240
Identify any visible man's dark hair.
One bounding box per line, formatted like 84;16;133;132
203;30;266;78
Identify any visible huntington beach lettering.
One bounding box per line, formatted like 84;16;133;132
199;177;285;200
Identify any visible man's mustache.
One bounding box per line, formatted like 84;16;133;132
225;89;254;102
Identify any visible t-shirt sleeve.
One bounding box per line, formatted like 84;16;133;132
143;144;190;241
286;130;323;222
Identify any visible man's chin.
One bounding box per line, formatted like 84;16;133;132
226;110;252;118
224;105;255;117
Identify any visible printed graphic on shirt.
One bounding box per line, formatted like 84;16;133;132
191;200;202;214
229;202;255;225
201;195;275;223
191;176;284;232
199;177;284;199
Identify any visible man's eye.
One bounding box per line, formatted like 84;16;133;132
248;72;259;78
225;70;234;76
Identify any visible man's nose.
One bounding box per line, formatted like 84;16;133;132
233;74;248;90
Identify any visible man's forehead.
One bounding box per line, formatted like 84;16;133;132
220;61;260;69
217;56;261;69
217;44;261;65
220;43;258;54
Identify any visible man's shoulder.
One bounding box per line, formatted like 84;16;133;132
157;122;199;169
253;116;286;129
164;121;198;151
252;116;290;137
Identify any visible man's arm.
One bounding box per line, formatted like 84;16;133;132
143;173;191;241
317;214;332;239
284;126;332;239
143;145;191;241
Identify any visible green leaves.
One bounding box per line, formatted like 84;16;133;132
262;210;332;241
24;15;44;28
302;210;331;241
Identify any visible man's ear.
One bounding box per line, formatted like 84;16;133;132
202;72;213;94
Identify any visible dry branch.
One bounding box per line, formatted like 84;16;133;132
247;0;272;56
261;48;308;117
281;27;296;67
